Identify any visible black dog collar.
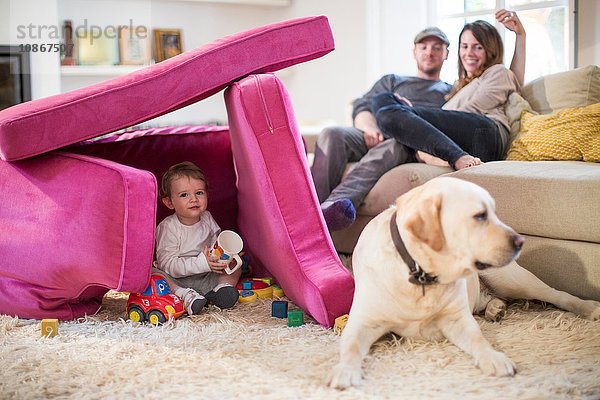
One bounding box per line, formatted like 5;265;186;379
389;211;438;295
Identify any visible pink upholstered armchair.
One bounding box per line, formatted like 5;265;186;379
0;16;354;327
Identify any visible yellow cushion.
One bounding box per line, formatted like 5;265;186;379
506;103;600;162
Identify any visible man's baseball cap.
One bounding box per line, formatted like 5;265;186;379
414;27;450;47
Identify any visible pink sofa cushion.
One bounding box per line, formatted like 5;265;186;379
0;16;334;161
225;74;354;327
67;125;237;230
0;152;157;319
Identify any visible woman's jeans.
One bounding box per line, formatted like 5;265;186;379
371;93;504;167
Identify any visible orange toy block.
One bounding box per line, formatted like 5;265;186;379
334;314;348;336
41;319;59;337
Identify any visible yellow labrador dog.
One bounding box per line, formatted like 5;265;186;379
329;177;600;389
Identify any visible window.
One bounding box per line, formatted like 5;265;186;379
430;0;574;84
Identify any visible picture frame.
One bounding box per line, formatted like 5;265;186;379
119;26;152;65
153;29;183;62
77;30;119;65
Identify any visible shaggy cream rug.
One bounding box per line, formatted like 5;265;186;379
1;290;599;399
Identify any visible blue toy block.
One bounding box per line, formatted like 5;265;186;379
242;281;253;290
271;300;288;318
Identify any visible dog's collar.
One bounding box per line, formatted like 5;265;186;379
390;211;438;295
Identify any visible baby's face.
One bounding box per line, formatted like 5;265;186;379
164;176;208;225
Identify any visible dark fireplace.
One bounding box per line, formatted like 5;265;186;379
0;45;32;111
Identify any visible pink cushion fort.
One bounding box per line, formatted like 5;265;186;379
225;74;355;327
0;153;157;319
0;16;336;320
0;15;334;161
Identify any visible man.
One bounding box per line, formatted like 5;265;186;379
311;27;452;231
311;11;524;231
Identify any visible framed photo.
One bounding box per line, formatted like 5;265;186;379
119;26;152;65
77;30;119;65
153;29;183;62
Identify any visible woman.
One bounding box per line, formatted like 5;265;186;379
371;18;522;170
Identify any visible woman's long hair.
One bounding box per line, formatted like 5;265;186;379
446;20;504;99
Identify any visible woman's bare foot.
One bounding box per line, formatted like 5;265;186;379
416;151;450;167
454;154;482;170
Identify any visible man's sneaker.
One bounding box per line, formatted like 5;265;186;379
321;198;356;231
205;283;239;309
180;288;207;315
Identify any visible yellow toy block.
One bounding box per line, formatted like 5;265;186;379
334;314;348;336
41;319;59;337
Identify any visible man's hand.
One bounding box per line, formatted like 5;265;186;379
362;129;384;149
354;110;384;149
394;94;413;107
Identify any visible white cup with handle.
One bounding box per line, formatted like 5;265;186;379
209;230;243;274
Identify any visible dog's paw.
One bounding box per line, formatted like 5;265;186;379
328;363;363;390
477;350;517;377
567;299;600;320
484;298;507;322
587;300;600;321
580;300;600;321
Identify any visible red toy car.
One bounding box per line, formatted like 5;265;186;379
127;273;185;324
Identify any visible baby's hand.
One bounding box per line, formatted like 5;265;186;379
203;246;225;274
208;260;226;274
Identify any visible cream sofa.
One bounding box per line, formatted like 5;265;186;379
328;65;600;301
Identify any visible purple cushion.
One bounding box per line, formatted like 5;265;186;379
225;74;354;327
67;125;238;230
0;153;156;319
0;16;334;161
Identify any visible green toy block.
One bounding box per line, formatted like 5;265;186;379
287;308;304;327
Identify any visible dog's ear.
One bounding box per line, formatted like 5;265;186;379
402;193;445;252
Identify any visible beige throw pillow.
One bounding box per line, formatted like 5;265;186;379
504;92;537;143
521;65;600;115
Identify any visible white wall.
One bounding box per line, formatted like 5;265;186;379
2;0;61;99
55;0;369;126
371;0;428;80
0;0;8;44
578;0;600;67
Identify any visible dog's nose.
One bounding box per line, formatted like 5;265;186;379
513;234;525;251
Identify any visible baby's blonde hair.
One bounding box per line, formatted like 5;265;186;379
160;161;209;199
